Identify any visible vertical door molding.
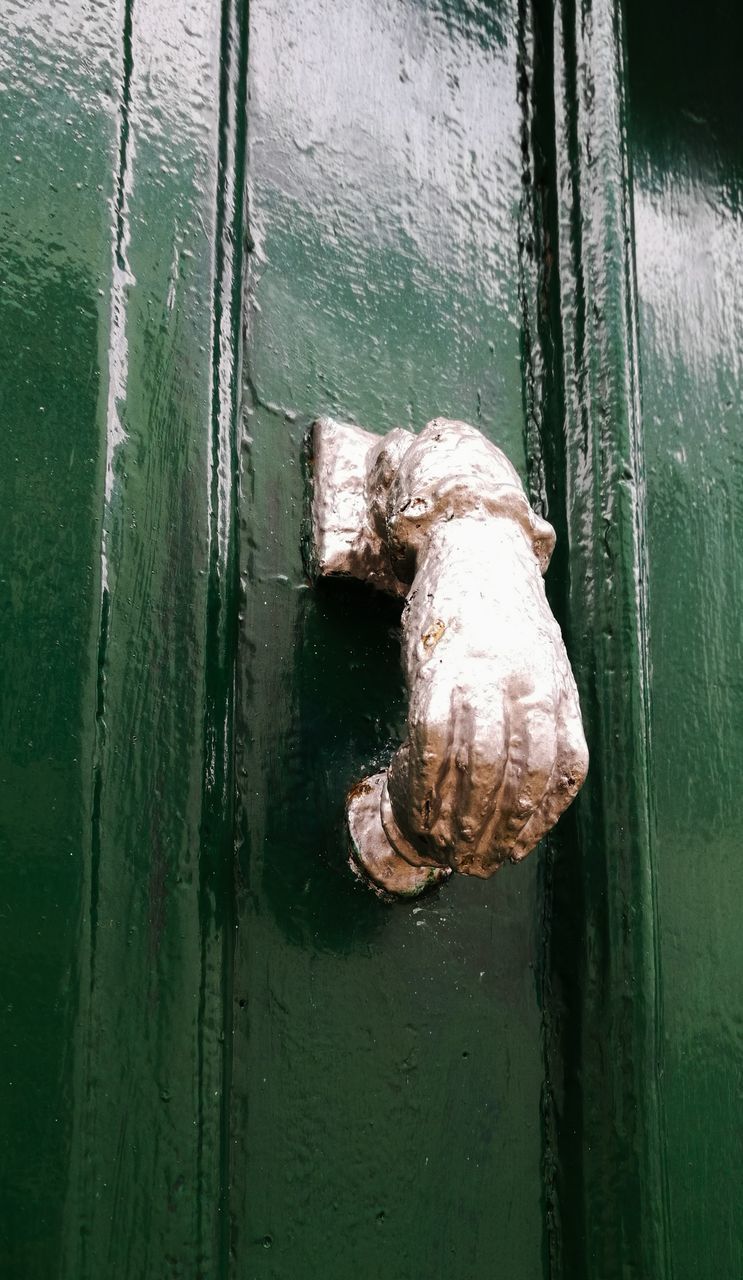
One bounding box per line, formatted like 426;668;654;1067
60;1;248;1273
523;0;673;1274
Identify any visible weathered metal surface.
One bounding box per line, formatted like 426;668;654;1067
309;416;412;595
347;771;451;896
311;416;587;891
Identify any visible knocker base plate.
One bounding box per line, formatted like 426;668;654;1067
346;771;450;899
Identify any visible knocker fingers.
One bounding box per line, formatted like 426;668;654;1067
464;687;558;874
509;682;589;861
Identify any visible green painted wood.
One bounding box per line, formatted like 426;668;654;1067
531;4;743;1275
534;1;672;1275
625;1;743;1276
230;2;555;1276
1;1;244;1275
3;0;742;1276
0;7;120;1271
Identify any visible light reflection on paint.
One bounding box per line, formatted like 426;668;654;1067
634;163;743;385
250;0;520;294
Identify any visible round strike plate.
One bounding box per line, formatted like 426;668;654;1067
346;771;450;899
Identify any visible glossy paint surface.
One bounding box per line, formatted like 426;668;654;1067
232;1;550;1275
626;1;743;1276
1;0;243;1274
536;1;671;1274
1;5;115;1268
3;0;741;1276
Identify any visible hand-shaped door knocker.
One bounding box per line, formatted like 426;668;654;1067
309;417;588;898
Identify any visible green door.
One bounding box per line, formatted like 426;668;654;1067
1;0;741;1277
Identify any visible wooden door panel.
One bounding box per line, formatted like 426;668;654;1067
627;1;743;1275
0;1;243;1274
231;2;548;1276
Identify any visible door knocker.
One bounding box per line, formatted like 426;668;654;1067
309;416;588;898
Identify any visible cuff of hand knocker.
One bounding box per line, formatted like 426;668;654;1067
383;419;556;583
